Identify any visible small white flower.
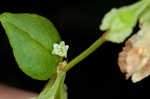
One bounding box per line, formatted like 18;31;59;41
52;41;69;58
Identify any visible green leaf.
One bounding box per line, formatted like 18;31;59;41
100;0;149;43
139;5;150;27
36;72;67;99
0;12;62;80
57;84;67;99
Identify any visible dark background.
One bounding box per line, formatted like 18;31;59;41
0;0;149;99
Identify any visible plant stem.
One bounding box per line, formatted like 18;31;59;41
34;31;109;99
63;31;109;72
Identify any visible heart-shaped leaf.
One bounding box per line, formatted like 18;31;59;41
0;12;62;80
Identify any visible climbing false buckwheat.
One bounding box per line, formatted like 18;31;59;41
52;41;69;58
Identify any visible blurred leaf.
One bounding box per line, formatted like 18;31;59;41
56;79;67;99
36;72;67;99
100;0;149;43
139;5;150;27
0;12;62;80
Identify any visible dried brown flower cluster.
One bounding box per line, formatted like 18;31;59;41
118;27;150;83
